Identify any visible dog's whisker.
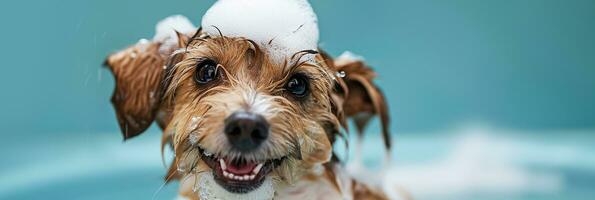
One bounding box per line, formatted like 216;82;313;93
151;180;168;200
152;168;180;200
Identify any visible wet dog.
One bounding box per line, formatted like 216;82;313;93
105;1;392;199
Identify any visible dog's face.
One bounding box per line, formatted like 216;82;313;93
162;36;338;193
106;30;391;197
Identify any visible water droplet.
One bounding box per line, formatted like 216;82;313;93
188;116;201;131
335;71;346;78
177;163;187;173
189;133;199;145
312;164;324;175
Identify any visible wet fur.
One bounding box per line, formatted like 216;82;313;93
105;30;391;199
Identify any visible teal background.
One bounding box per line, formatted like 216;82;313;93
0;0;594;200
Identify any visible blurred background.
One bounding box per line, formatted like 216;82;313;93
1;0;594;199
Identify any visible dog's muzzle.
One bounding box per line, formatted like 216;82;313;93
224;111;269;152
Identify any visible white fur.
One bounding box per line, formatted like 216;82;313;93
201;0;319;63
194;172;275;200
276;165;353;200
249;92;274;117
179;169;352;200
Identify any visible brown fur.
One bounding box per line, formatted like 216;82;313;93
105;29;392;199
333;58;392;150
104;41;165;139
163;35;336;183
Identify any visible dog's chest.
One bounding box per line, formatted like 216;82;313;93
275;179;351;200
179;176;352;200
178;165;357;200
275;168;354;200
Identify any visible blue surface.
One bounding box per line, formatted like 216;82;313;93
1;128;593;200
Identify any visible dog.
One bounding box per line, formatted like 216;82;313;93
105;0;392;199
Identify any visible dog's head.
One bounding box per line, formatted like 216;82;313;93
164;34;339;193
105;31;344;194
105;1;391;196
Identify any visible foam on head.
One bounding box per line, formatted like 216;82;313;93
153;15;196;54
201;0;319;63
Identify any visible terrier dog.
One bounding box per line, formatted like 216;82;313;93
105;1;392;199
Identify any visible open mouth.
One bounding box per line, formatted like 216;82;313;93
198;146;285;193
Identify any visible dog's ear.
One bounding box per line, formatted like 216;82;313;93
104;32;193;140
317;51;348;141
319;51;349;129
332;54;392;150
174;30;191;49
104;41;166;140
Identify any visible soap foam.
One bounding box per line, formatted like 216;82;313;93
201;0;319;63
153;15;196;54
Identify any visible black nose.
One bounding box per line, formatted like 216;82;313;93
224;112;269;152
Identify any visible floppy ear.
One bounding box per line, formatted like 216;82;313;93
318;51;348;140
105;41;166;139
104;32;192;140
332;54;392;150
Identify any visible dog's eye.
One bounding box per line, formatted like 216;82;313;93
194;59;219;84
285;74;309;97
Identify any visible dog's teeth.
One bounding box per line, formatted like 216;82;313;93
219;159;227;170
223;171;229;177
227;173;234;179
203;150;213;157
243;175;250;180
238;176;244;181
252;163;264;174
249;175;255;180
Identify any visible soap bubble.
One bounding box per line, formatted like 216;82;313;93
189;133;199;145
188;116;201;131
177;162;188;173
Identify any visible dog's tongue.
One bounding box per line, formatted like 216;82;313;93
226;160;257;175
